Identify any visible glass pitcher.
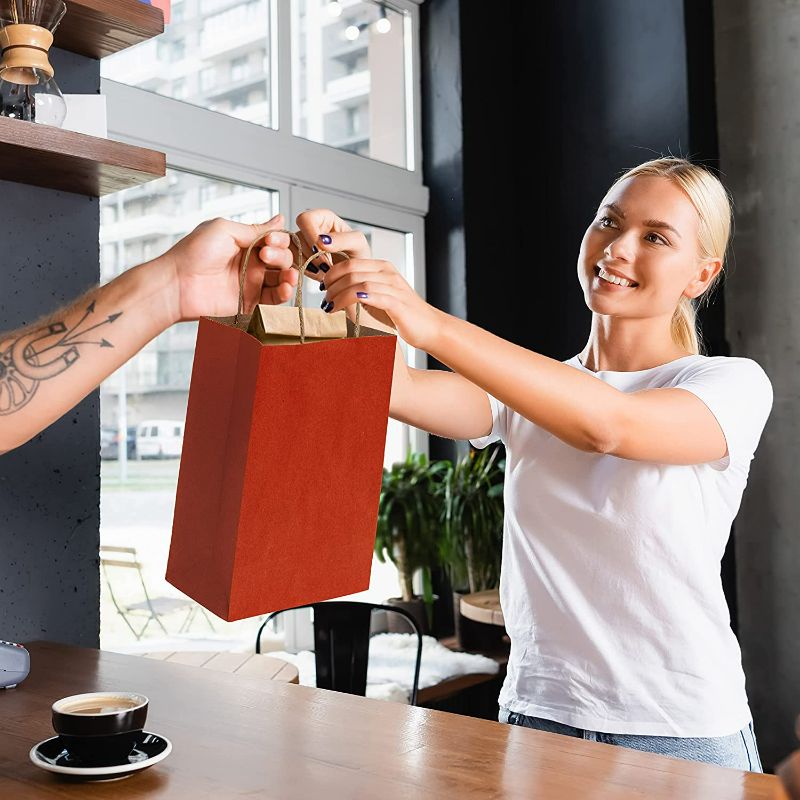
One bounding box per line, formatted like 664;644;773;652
0;0;67;126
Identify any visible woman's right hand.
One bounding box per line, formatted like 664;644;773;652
289;209;394;330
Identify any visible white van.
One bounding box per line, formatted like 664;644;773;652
136;420;184;459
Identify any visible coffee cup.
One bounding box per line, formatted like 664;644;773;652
51;692;148;765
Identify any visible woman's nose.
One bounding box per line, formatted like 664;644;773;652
604;236;632;262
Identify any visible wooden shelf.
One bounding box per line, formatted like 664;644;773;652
0;116;165;196
56;0;164;60
0;2;167;197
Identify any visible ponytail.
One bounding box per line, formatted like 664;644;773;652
671;296;700;355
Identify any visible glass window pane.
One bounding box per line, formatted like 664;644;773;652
292;0;411;169
101;0;275;128
100;170;278;651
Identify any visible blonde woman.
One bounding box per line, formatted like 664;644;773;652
296;158;772;770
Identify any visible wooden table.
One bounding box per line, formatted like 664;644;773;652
141;651;299;684
460;589;505;626
0;641;786;799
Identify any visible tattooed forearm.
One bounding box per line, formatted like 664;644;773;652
0;300;122;415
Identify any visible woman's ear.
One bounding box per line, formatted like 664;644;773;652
684;257;723;299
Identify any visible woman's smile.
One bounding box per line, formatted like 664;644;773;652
593;265;639;290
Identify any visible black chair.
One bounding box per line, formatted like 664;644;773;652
255;602;424;706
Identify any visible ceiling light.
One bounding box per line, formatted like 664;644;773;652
375;9;391;34
328;2;342;18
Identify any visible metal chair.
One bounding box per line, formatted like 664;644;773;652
100;545;215;640
255;601;424;706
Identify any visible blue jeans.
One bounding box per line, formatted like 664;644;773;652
498;708;763;772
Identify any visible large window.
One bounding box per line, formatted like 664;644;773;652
291;0;412;168
102;0;276;127
99;0;426;653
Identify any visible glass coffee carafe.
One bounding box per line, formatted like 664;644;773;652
0;0;67;126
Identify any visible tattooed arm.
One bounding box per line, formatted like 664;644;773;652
0;214;295;453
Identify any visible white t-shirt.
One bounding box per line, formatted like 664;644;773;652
471;354;773;737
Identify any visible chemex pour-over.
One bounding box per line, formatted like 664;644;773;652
0;0;67;126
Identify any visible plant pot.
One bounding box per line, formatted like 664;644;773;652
385;597;430;636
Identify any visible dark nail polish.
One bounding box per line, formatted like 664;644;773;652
320;299;327;309
307;264;320;274
320;263;330;273
319;281;325;291
356;292;369;299
311;245;318;253
320;234;332;245
324;301;334;313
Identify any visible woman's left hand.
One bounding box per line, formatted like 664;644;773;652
318;251;443;351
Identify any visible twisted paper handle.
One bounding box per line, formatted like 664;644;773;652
236;229;361;344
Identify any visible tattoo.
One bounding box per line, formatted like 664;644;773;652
0;300;122;415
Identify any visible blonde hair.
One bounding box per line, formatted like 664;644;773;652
611;157;732;355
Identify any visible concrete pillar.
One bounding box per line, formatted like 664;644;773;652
715;0;800;768
0;48;101;648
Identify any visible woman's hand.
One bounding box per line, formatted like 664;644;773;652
292;208;387;328
162;213;296;322
317;248;444;351
293;208;444;349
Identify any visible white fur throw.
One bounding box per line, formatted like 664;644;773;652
270;633;499;704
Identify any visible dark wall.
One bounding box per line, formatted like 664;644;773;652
0;49;101;647
459;0;723;358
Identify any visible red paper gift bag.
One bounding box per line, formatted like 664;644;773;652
167;240;396;621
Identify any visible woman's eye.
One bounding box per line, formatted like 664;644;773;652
645;232;668;245
598;216;616;228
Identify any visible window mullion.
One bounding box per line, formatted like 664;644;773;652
102;79;428;216
274;0;293;139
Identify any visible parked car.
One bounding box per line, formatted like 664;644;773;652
136;420;184;459
100;426;138;460
100;427;117;460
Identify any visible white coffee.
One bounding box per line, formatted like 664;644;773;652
54;692;147;716
63;697;140;715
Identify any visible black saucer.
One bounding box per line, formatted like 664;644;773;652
30;731;171;781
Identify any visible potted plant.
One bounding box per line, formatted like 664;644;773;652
441;445;505;649
375;452;450;634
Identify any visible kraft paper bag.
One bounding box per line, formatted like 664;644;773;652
166;234;396;621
